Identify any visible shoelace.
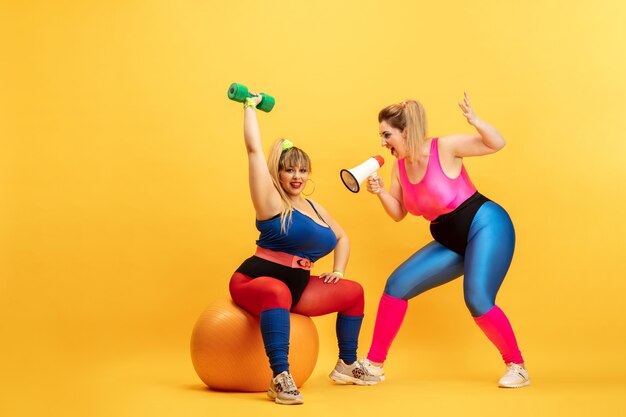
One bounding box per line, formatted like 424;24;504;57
355;362;374;376
360;359;381;375
279;373;299;393
505;364;527;378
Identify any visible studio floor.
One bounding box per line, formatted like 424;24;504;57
6;347;622;417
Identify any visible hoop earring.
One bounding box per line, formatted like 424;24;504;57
302;178;316;196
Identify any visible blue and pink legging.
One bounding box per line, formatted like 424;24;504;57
230;272;365;376
368;201;525;365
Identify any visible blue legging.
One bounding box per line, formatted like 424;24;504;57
384;202;515;317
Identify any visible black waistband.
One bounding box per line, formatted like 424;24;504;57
429;191;490;255
431;191;489;224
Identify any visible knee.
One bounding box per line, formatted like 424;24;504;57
344;279;364;301
383;275;408;300
464;292;494;317
340;279;364;316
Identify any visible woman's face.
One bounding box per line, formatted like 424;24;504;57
379;120;407;159
279;165;309;197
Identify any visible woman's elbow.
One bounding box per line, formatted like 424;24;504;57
486;137;505;153
392;211;407;222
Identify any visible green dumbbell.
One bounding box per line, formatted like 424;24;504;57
227;82;276;112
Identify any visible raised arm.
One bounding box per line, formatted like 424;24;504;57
440;92;506;158
243;95;282;219
366;161;407;222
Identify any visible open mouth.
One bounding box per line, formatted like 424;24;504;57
290;182;302;189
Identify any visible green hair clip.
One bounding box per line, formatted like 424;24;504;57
282;139;294;151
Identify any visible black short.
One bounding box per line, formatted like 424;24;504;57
429;192;490;255
235;256;310;308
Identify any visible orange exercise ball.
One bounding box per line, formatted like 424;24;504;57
190;298;319;392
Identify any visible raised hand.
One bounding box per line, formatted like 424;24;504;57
247;91;264;106
458;91;478;126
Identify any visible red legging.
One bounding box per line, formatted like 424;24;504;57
229;272;364;317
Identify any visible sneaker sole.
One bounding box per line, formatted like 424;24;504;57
498;380;530;388
275;397;304;405
267;389;304;405
328;371;382;386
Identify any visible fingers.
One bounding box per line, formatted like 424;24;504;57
366;175;383;194
458;91;474;121
319;273;342;284
461;91;470;111
249;91;263;104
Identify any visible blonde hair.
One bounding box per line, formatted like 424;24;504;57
378;100;428;160
267;138;312;233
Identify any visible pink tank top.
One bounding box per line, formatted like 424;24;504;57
398;138;477;221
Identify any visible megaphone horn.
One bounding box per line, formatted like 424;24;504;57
340;155;385;193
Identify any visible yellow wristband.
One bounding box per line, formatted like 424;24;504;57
243;97;257;109
333;271;344;278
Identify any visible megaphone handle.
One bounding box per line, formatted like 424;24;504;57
370;171;378;179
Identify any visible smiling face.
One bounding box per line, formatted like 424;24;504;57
379;120;408;159
279;165;309;197
277;146;312;198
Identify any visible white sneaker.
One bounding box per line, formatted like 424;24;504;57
267;371;304;405
329;359;383;385
498;363;530;388
359;358;385;381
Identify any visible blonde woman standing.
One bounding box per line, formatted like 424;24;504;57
361;93;530;388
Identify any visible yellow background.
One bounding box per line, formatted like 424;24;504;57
1;1;625;416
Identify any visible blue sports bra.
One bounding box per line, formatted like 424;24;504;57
256;200;337;262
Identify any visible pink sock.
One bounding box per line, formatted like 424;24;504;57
367;293;408;363
474;305;524;364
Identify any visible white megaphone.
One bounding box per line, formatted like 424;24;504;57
340;155;385;193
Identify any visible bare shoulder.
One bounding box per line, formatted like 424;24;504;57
438;133;483;156
438;134;476;146
306;198;328;215
306;198;342;230
437;134;461;154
